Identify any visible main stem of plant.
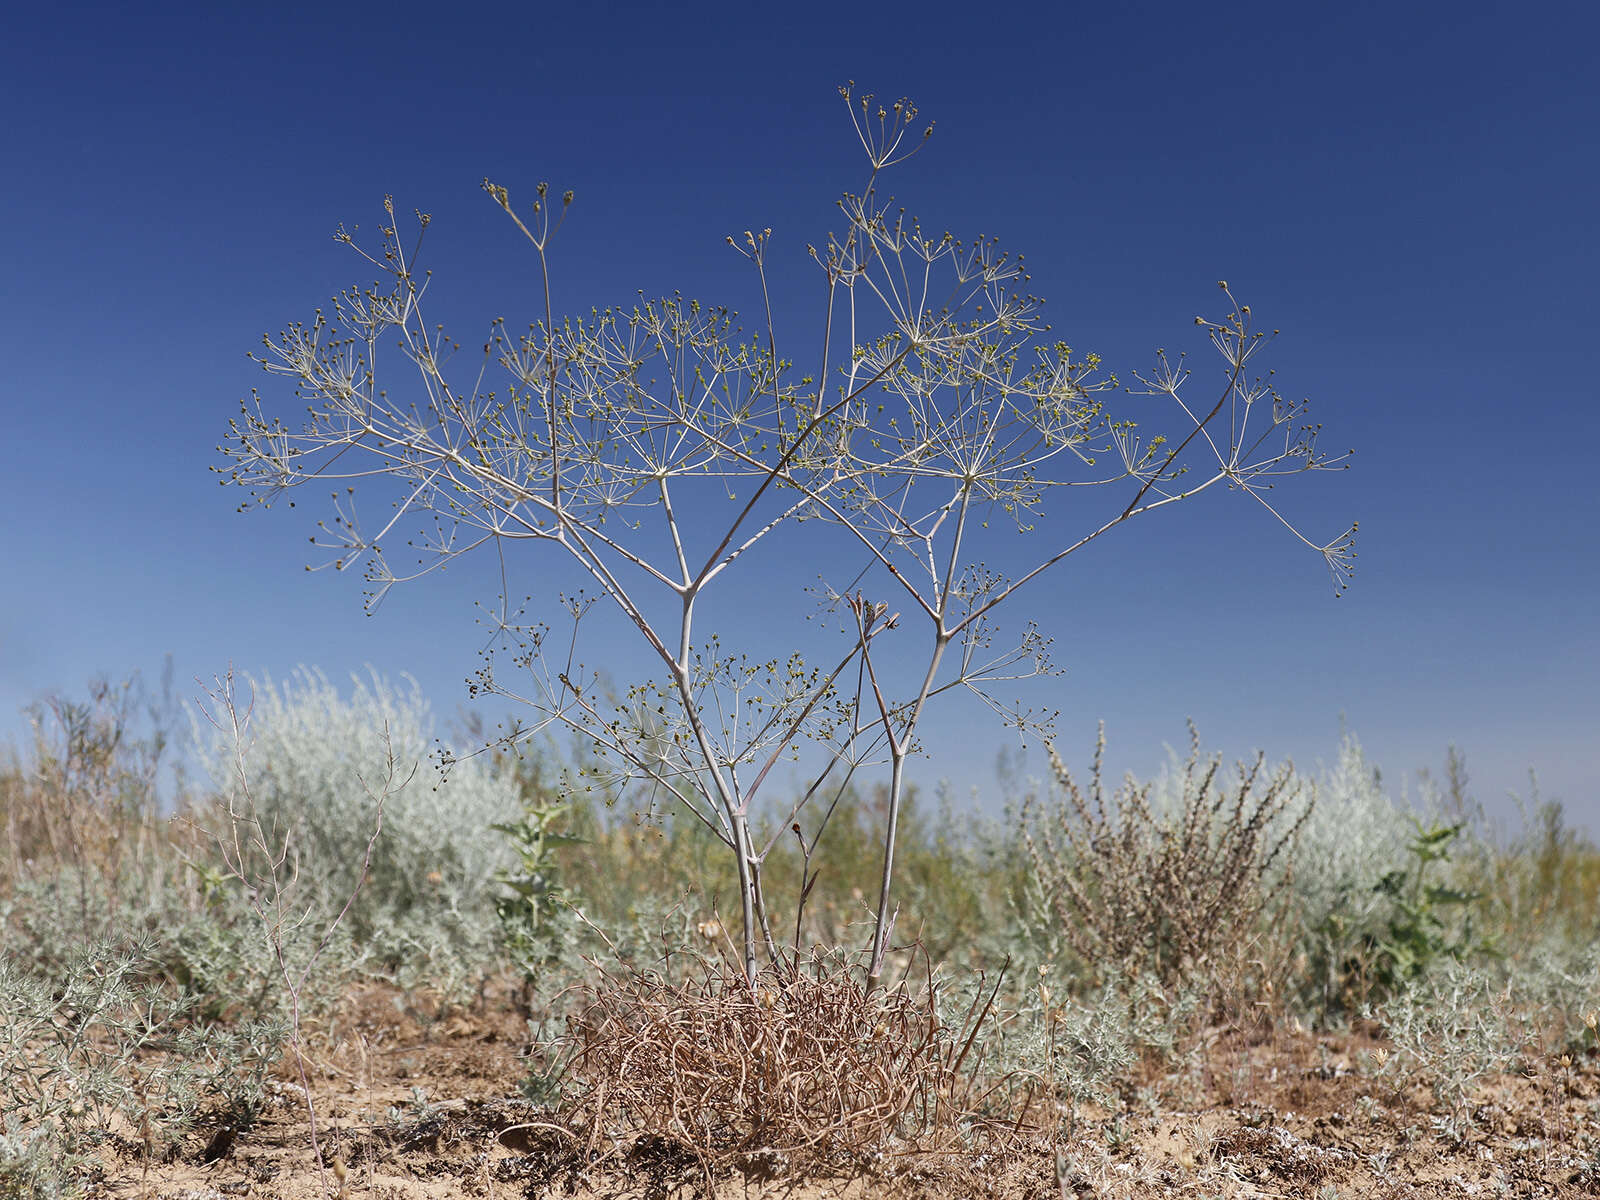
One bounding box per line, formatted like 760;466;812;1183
864;633;949;994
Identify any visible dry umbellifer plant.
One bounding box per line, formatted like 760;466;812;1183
225;79;1354;994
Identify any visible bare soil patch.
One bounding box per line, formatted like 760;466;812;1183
77;982;1598;1200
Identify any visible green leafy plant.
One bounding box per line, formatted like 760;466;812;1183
492;791;583;982
1285;735;1421;1017
1370;819;1492;993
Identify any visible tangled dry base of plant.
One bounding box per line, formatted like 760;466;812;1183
560;949;1022;1182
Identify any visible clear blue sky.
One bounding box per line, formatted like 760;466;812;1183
3;1;1595;831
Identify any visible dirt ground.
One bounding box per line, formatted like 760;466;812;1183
79;983;1600;1200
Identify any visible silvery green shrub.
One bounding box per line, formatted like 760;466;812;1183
0;936;279;1199
1288;735;1446;1011
1371;957;1537;1117
1294;737;1412;901
1500;941;1600;1054
193;667;523;995
974;962;1203;1125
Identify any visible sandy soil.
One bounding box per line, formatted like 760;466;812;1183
78;983;1600;1200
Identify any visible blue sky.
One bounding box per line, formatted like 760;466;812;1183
3;1;1595;831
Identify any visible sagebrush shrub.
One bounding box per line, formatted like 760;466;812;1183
981;962;1203;1123
1490;941;1600;1057
192;667;523;994
0;672;296;1024
1289;735;1415;938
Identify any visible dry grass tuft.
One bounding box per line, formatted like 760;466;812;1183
564;949;1013;1178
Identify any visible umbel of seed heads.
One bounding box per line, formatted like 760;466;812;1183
838;82;934;170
